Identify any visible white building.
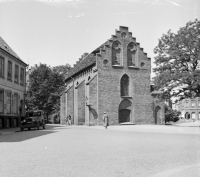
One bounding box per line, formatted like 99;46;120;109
0;36;28;129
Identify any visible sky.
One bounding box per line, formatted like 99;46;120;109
0;0;200;75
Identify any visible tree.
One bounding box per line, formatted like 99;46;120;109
52;64;71;76
165;106;181;122
153;19;200;102
26;64;67;119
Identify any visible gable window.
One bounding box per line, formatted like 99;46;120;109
20;68;24;85
127;42;137;66
0;89;4;113
121;74;129;96
112;41;122;66
15;65;19;83
7;61;12;81
0;56;4;78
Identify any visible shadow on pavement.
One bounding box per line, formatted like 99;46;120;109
0;124;69;143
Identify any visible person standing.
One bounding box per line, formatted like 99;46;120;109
65;116;69;126
68;115;71;126
102;112;109;129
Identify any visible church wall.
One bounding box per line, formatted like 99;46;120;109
67;87;74;124
77;81;85;125
96;26;153;125
88;75;98;126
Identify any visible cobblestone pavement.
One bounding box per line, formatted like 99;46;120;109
0;124;200;177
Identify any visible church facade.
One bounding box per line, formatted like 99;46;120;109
60;26;155;126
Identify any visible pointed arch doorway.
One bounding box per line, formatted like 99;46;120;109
118;99;132;123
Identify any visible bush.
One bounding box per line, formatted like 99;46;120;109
165;106;181;122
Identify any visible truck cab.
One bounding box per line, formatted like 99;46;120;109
20;110;45;131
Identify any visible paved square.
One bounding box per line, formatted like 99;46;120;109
0;125;200;177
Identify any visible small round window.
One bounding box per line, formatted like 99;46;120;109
121;32;126;38
103;59;108;65
140;62;145;67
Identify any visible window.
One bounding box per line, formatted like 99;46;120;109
6;91;11;114
185;101;189;107
0;56;4;77
0;90;4;113
112;41;122;65
192;102;195;107
14;118;18;127
7;61;12;80
121;74;129;96
20;68;24;85
192;112;195;119
7;118;11;128
127;42;137;66
14;65;19;83
13;93;18;114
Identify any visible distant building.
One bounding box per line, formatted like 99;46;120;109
174;98;200;120
60;26;164;126
0;36;28;129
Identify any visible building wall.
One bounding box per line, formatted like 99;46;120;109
77;81;85;125
60;94;65;125
88;75;98;126
175;98;200;120
96;27;153;125
67;86;74;124
0;48;27;129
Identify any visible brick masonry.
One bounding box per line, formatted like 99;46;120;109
67;87;74;124
77;81;85;125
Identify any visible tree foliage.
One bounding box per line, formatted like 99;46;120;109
153;19;200;102
26;64;70;118
165;106;181;122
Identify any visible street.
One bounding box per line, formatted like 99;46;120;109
0;124;200;177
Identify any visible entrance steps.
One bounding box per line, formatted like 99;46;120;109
119;122;135;125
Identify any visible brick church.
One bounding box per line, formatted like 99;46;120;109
60;26;159;126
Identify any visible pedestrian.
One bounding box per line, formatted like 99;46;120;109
102;112;109;129
68;115;71;126
65;116;69;126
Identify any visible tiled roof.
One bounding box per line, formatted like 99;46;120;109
65;42;107;82
65;54;96;81
0;36;26;65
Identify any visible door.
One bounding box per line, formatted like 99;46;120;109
119;109;130;123
155;106;161;124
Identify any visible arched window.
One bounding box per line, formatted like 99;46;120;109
112;41;122;65
127;42;137;66
121;74;129;96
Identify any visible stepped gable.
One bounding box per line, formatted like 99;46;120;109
0;36;22;62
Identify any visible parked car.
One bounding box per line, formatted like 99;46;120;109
20;110;45;131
